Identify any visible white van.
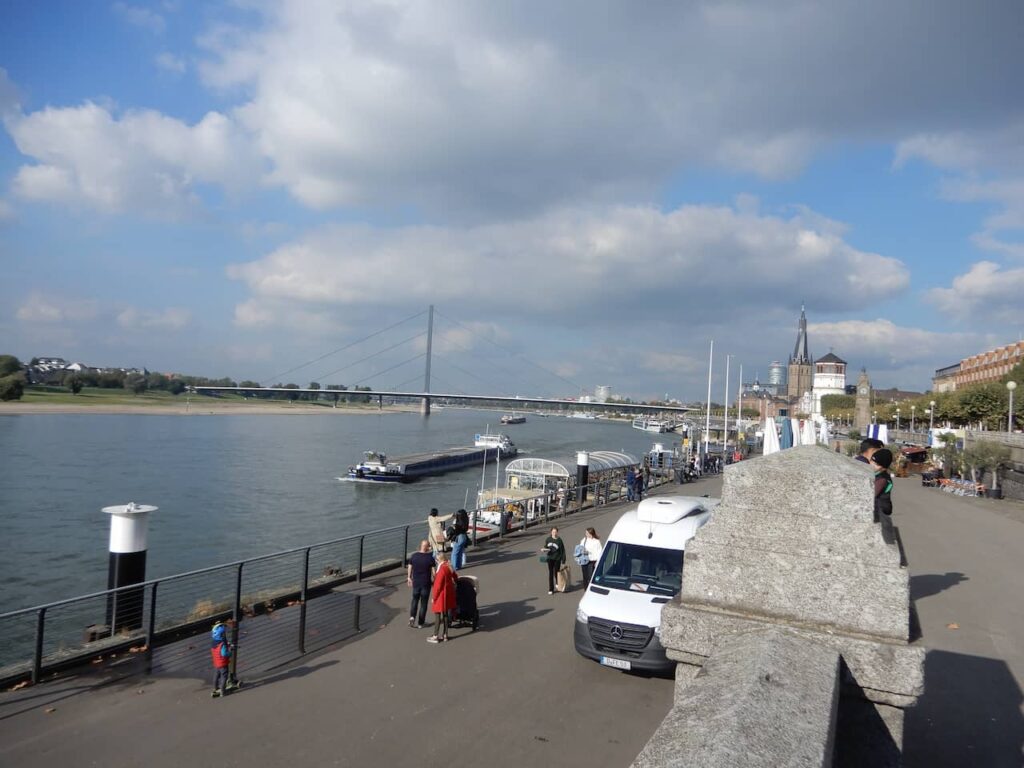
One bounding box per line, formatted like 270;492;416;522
574;495;717;674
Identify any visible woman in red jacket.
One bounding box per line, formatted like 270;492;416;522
428;552;457;643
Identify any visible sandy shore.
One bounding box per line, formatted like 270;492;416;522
0;401;419;416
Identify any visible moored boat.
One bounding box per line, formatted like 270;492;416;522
500;413;526;424
632;416;669;433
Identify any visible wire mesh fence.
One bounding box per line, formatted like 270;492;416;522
1;472;669;688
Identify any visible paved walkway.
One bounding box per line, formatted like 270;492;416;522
2;471;1022;767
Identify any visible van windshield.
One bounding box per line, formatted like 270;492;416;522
592;542;683;596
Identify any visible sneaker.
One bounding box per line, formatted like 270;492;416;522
416;623;425;629
426;636;440;644
211;690;222;698
548;591;554;595
408;616;416;627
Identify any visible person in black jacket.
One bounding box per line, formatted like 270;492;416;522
871;448;894;517
541;527;566;595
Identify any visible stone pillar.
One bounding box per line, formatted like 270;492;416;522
656;446;923;765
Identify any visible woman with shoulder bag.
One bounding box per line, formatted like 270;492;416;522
540;527;565;595
428;552;457;643
578;527;602;584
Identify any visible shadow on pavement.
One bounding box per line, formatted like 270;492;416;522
904;649;1023;768
477;599;552;631
910;572;969;601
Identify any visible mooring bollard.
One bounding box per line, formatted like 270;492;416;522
102;502;158;635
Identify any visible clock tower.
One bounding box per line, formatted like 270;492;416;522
854;368;872;431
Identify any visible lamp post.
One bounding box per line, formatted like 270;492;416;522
896;408;901;431
911;404;916;432
1009;381;1018;433
873;410;877;425
929;400;936;431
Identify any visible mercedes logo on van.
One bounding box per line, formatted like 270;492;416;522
610;625;624;641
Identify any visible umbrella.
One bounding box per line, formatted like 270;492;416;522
802;418;816;446
780;417;793;449
762;417;781;456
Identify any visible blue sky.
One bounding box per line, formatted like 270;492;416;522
1;1;1022;401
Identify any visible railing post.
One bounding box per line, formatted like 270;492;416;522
229;563;243;682
145;581;158;673
543;494;549;524
299;548;310;654
32;607;46;684
354;594;362;632
357;536;364;582
471;509;478;546
402;526;410;567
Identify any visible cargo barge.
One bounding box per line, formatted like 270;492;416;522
348;435;517;483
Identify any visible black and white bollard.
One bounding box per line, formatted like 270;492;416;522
103;502;157;634
576;451;590;503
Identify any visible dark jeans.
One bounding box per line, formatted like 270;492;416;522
410;584;430;625
581;561;595;584
213;667;229;693
547;558;561;592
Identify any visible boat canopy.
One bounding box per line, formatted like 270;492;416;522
504;451;638;491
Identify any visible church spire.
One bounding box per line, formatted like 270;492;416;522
790;303;810;364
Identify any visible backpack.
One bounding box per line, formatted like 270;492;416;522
573;543;589;566
445;524;458;541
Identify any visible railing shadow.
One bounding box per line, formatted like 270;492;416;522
903;649;1024;767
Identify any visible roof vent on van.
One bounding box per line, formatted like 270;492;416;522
636;497;706;525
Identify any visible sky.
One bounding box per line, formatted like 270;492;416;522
1;0;1023;402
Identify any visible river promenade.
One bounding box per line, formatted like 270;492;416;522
2;471;1023;767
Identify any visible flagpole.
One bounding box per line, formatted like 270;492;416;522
723;355;731;457
704;341;713;459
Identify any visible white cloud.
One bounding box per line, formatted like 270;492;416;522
896;123;1024;259
228;201;909;325
927;261;1024;326
113;2;165;33
809;319;982;366
116;306;192;331
0;199;15;222
5;102;260;216
16;293;99;324
155;52;186;74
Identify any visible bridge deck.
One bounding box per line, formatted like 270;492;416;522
2;473;1023;767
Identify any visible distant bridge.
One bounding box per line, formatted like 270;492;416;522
190;386;695;416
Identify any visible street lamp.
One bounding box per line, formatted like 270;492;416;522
911;405;916;432
929;400;936;431
1009;381;1018;433
873;410;877;425
896;408;901;431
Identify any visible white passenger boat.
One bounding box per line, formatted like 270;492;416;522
568;411;598;420
632;416;669;433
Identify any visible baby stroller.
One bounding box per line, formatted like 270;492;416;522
451;574;480;631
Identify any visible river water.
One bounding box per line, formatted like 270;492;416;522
0;408;672;611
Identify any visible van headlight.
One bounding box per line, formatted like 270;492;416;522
576;607;589;624
653;623;661;637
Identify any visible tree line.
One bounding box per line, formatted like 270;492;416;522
821;360;1023;431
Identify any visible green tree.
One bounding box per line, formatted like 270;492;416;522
0;372;26;400
64;373;84;394
167;379;187;395
0;355;23;376
124;373;148;395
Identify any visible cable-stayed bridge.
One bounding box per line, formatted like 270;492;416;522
192;305;701;418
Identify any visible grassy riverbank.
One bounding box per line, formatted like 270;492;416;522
0;387;414;415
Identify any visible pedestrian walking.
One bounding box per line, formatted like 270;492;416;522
632;466;644;502
625;468;636;501
428;552;457;643
541;527;566;595
577;527;602;584
407;540;435;628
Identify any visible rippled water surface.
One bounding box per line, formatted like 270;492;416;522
0;408;669;609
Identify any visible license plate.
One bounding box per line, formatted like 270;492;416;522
600;656;631;670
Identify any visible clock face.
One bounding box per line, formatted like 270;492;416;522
859;387;868;395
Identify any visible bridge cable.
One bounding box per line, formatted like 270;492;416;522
434;309;585;394
314;331;427;385
432;352;512;396
428;322;536;394
259;308;427;386
353;353;427;386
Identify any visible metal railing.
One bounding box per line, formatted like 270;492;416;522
0;472;671;688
